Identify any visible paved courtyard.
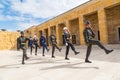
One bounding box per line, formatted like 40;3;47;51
0;44;120;80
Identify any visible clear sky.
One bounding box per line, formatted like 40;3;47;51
0;0;89;31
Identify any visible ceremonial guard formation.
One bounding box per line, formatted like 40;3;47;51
17;20;114;64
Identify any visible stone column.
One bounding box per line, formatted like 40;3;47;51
98;9;108;44
56;24;60;46
48;27;51;37
66;20;71;32
36;27;40;39
48;27;51;46
79;15;86;45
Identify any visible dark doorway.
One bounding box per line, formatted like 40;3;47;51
98;30;100;40
44;29;49;46
119;28;120;41
72;35;76;44
62;35;65;45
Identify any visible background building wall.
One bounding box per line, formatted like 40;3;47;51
106;4;120;44
0;31;20;50
25;0;120;46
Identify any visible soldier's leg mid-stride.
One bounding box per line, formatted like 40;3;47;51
22;47;29;64
49;31;62;58
18;31;30;64
83;21;113;63
51;44;61;58
63;27;80;60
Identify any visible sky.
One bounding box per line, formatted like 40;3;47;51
0;0;89;31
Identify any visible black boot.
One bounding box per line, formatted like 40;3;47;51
26;57;30;60
52;56;55;58
85;60;92;63
42;54;45;56
105;49;113;54
65;57;70;60
35;53;37;56
75;51;80;55
22;62;25;64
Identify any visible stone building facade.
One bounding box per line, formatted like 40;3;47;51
25;0;120;46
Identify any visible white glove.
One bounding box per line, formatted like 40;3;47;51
66;43;68;46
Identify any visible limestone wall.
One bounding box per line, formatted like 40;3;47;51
25;0;120;45
25;26;37;38
0;31;20;50
106;4;120;44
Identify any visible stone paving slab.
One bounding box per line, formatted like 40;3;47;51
0;47;120;80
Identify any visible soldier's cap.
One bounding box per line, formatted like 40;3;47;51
63;27;67;30
20;31;24;34
85;21;91;25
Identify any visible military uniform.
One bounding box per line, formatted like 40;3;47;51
19;31;29;64
28;37;34;55
83;21;113;63
40;35;49;56
64;30;79;60
33;37;39;55
50;34;61;58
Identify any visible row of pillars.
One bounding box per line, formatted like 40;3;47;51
38;9;108;46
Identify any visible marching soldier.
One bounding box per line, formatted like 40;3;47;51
63;27;80;60
49;30;62;58
83;21;113;63
33;34;39;55
18;31;29;64
40;33;49;56
28;36;34;55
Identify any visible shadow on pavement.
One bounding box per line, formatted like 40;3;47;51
40;62;99;70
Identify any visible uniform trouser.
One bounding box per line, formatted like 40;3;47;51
22;47;28;63
17;44;20;51
52;44;60;57
42;44;48;55
65;42;76;58
35;44;39;55
30;46;33;54
85;39;107;61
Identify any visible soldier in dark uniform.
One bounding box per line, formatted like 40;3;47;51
33;34;39;55
83;21;113;63
28;36;34;55
40;33;49;56
18;31;29;64
49;31;62;58
63;27;80;60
